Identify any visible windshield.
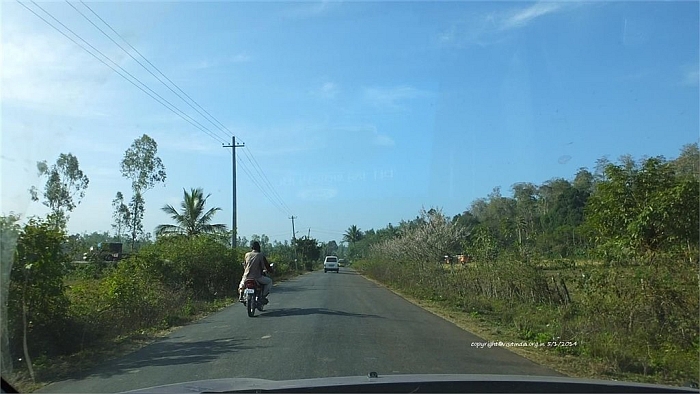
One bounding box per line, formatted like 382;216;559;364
2;1;698;392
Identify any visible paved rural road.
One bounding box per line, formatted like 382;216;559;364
41;268;562;393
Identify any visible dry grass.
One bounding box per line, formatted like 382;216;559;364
357;271;695;388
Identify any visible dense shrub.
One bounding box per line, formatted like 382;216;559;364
135;235;242;300
8;219;72;360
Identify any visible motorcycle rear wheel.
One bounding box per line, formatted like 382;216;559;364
246;294;255;317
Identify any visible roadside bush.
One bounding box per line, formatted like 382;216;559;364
576;255;699;380
66;278;111;345
8;218;72;363
102;256;167;332
137;235;241;299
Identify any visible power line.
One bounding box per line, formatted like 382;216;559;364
310;229;345;236
81;0;238;140
21;0;296;222
18;0;227;145
241;148;291;214
236;156;290;216
70;0;232;143
71;1;295;218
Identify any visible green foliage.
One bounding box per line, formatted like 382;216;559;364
267;239;297;269
293;236;321;268
672;142;699;181
29;153;89;229
136;235;241;299
349;143;699;383
120;134;166;193
155;188;227;238
465;225;499;262
1;213;21;375
102;256;172;332
576;256;699;379
111;192;130;242
586;156;699;260
343;225;363;244
8;218;71;359
66;279;111;344
120;134;167;252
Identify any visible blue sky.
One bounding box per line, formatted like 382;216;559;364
2;1;698;244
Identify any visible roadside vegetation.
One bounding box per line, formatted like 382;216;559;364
0;134;326;392
349;143;699;387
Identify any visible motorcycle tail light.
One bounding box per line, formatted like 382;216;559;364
245;280;257;289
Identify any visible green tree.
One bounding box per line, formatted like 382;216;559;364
472;187;517;250
512;182;539;250
325;240;338;256
29;153;89;229
120;135;166;251
672;142;699;181
8;218;70;379
250;234;272;251
572;167;595;194
127;191;145;251
0;213;21;376
294;236;321;269
586;155;699;260
111;192;130;242
155;188;227;239
343;225;363;244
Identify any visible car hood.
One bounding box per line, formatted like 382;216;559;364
121;374;699;393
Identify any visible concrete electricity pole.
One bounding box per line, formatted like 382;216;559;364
289;216;297;240
290;216;297;271
223;136;245;249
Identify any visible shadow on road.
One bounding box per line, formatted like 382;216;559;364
270;286;320;294
79;337;258;380
323;270;356;275
258;308;382;319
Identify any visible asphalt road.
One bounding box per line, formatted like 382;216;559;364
41;268;562;393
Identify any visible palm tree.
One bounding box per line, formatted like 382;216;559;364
155;188;227;238
343;225;363;244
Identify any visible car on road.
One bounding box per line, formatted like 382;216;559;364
338;258;347;267
324;256;340;273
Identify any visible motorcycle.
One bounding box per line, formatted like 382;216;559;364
241;264;273;317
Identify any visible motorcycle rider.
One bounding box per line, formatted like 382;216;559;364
239;241;274;308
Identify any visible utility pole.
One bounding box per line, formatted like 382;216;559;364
223;136;245;249
308;228;311;238
290;216;297;271
289;216;297;241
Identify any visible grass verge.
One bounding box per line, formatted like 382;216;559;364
8;269;311;393
355;270;696;389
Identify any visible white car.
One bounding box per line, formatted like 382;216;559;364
323;256;340;273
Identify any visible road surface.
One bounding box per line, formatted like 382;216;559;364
41;268;562;393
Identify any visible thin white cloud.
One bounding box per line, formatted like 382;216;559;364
183;53;251;71
363;85;430;110
374;134;395;147
230;53;252;63
501;2;564;30
188;60;216;70
438;2;578;48
322;82;338;97
311;81;339;99
282;1;334;19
